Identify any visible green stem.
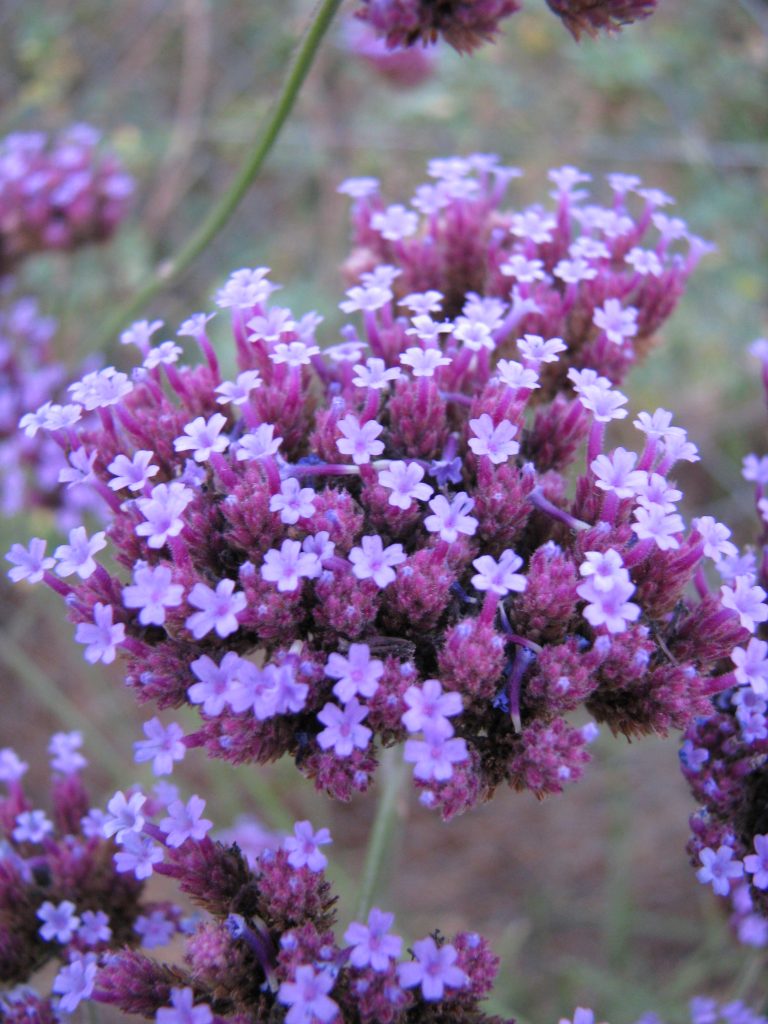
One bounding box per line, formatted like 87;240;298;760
96;0;343;349
355;746;409;921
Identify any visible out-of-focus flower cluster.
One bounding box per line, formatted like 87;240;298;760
342;17;437;87
7;157;754;821
0;738;508;1024
0;124;133;277
352;0;657;53
564;1000;768;1024
0;734;183;1010
0;293;103;524
341;157;712;397
681;340;768;947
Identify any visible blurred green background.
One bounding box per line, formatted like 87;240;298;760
0;1;767;1020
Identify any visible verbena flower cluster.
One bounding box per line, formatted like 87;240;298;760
341;157;712;397
352;0;657;53
342;17;437;87
7;157;757;824
681;340;768;947
0;293;103;524
566;1002;767;1024
0;739;508;1024
0;124;133;277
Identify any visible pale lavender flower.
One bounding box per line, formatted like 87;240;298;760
423;492;478;543
160;795;212;847
134;909;176;948
326;643;384;703
344;908;402;971
402;678;462;734
123;563;184;626
107;450;159;492
78;910;112;945
744;835;768;890
696;845;744;896
404;725;468;781
6;537;55;583
283;820;332;872
399;347;452;377
732;639;768;695
378;460;433;510
349;534;406;588
48;731;87;774
261;539;321;592
471;549;527;596
103;790;146;842
593;299;638;345
278;965;338;1024
37;899;80;943
173;413;229;463
53;955;98;1012
75;602;125;664
236;423;283;461
186;579;246;639
214;370;262;405
316;699;372;757
468;414;520;464
54;526;107;579
336;414;385;465
134;718;187;775
156;988;213;1024
352;357;402;390
188;651;242;715
13;809;54;843
270;478;317;525
135;481;195;549
397;936;467;1000
113;831;163;879
721;577;768;633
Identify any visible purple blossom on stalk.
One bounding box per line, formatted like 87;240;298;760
108;450;159;492
283;821;332;872
156;988;213;1024
37;901;81;944
6;537;55;583
468;414;520;464
344;907;402;970
134;719;187;775
336;414;385;464
471;550;526;596
349;534;406;588
103;790;146;842
185;579;246;639
744;836;768;890
75;602;125;664
123;563;184;626
278;966;339;1024
316;699;372;757
54;527;106;579
53;955;98;1012
696;845;744;897
325;643;384;702
404;724;469;781
159;795;212;847
397;936;467;1000
378;459;433;509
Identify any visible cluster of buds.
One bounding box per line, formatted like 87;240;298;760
681;340;768;946
352;0;657;54
0;734;183;1013
6;158;755;821
0;124;133;277
0;737;509;1024
341;157;711;397
0;293;103;524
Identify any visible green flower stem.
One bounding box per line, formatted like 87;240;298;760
96;0;343;350
355;746;409;921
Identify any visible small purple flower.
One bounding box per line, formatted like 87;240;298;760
188;651;242;716
397;936;467;1000
325;643;384;703
13;809;54;843
471;549;527;596
160;795;213;847
113;831;163;879
404;725;468;781
37;899;81;943
399;347;452;377
424;492;478;543
75;602;126;664
185;579;246;639
49;731;87;774
134;718;187;775
402;678;462;734
78;910;112;946
721;577;768;633
278;964;339;1024
316;699;372;757
744;835;768;890
52;955;98;1012
349;535;406;588
135;482;194;549
135;909;176;948
344;907;402;971
156;988;213;1024
378;460;434;510
54;526;107;579
173;413;230;463
696;845;744;897
593;298;638;345
270;478;317;525
235;423;283;461
103;789;146;842
261;539;321;592
215;369;262;405
336;414;385;465
283;820;332;872
5;537;55;583
123;563;184;626
468;414;520;465
108;450;159;492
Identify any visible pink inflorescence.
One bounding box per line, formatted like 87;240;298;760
7;158;756;820
0;294;104;524
0;734;183;1011
0;124;133;276
543;0;657;40
341;158;712;396
353;0;521;54
342;17;437;87
680;340;768;946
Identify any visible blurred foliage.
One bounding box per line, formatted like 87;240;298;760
1;1;768;1021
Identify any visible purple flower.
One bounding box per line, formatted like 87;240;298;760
160;795;213;847
744;835;768;890
399;346;451;377
397;936;467;1000
270;478;317;525
5;537;55;583
53;955;98;1012
135;909;177;948
134;718;187;775
156;988;213;1024
696;845;744;897
13;809;54;843
402;678;462;734
325;643;384;703
235;423;283;461
424;492;478;543
173;413;230;462
593;299;638;345
344;907;402;971
468;414;520;465
731;639;768;695
471;549;527;596
336;414;385;465
188;652;242;715
113;831;163;879
278;965;339;1024
404;725;468;781
261;539;321;592
354;0;522;54
185;579;246;639
591;448;645;499
721;577;768;633
54;526;106;579
378;460;434;510
349;535;406;588
37;899;80;943
123;563;184;626
78;910;112;945
316;699;372;757
215;369;262;405
283;820;332;872
49;730;87;774
108;450;159;492
75;602;125;664
135;481;194;549
103;789;146;842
